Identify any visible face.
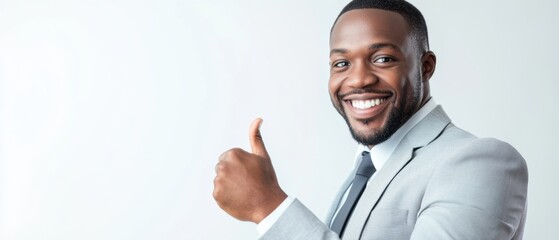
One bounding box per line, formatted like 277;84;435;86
329;9;435;147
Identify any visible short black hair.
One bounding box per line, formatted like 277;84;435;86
332;0;429;53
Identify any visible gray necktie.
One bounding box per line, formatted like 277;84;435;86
330;151;376;237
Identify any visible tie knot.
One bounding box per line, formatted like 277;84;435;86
356;151;375;177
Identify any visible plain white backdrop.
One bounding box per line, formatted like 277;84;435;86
1;0;557;239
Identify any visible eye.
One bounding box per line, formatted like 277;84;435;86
373;56;395;63
333;60;350;68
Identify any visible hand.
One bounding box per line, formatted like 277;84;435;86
213;118;287;223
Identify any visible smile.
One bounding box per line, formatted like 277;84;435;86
341;94;391;120
351;98;387;109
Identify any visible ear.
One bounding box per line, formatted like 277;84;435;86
421;51;437;82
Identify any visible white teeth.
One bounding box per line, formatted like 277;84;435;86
351;98;386;109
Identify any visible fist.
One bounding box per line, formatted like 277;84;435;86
213;118;287;223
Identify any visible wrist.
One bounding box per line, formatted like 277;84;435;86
253;190;288;223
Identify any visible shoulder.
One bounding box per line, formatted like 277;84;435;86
425;123;525;162
416;127;528;236
437;124;526;169
417;123;528;192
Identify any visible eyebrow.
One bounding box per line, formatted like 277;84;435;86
369;43;400;51
329;48;348;56
329;43;401;56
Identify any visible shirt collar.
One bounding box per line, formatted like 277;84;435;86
355;98;438;171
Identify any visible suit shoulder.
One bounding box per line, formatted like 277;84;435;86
423;124;528;173
459;137;528;173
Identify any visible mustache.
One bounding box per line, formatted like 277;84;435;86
338;87;392;99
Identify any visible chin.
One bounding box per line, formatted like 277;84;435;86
347;120;384;145
346;110;404;146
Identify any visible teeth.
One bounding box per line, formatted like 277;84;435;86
351;98;386;109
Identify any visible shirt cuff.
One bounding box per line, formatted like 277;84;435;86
256;196;295;236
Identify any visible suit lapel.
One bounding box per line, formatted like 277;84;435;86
325;168;356;225
342;106;451;239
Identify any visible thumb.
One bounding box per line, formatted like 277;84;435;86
249;118;269;158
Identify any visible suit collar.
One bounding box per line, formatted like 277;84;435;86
342;105;451;239
366;98;438;173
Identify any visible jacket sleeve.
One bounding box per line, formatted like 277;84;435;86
259;199;340;240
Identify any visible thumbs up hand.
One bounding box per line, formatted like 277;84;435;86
213;118;287;223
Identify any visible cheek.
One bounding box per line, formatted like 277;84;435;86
328;77;342;98
377;68;411;100
395;79;418;109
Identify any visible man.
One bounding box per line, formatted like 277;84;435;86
213;0;528;239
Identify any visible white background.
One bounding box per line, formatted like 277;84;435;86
1;0;557;239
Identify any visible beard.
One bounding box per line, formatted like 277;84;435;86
344;106;407;146
332;78;422;146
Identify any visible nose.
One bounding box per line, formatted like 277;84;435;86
346;61;378;88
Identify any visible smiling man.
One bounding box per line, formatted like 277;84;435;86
328;4;432;148
213;0;528;239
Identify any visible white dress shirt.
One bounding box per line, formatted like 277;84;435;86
257;98;438;236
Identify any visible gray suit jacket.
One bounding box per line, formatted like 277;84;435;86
260;106;528;240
